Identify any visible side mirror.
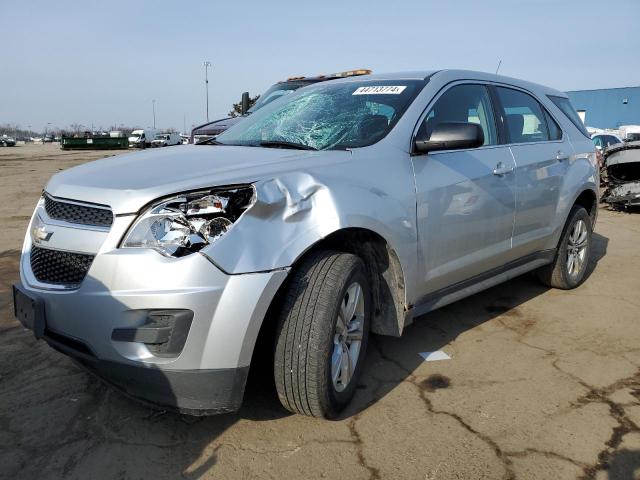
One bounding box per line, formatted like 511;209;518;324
414;122;484;153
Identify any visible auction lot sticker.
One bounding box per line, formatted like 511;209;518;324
353;86;407;95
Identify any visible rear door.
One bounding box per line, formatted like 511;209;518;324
493;86;571;257
412;83;517;295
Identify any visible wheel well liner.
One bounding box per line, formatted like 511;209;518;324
573;188;597;227
262;228;406;343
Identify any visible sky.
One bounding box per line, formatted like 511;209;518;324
1;0;639;133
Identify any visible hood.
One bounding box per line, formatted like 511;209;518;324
45;145;350;214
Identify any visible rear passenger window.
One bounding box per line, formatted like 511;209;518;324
548;95;590;138
422;84;497;146
496;87;549;143
544;110;563;140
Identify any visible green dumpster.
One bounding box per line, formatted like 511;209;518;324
60;136;129;150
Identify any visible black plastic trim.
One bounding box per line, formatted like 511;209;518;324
411;249;556;316
112;326;172;344
37;319;246;415
111;309;194;357
74;357;248;415
487;84;508;145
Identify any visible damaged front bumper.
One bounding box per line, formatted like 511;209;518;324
16;205;289;414
603;142;640;208
603;181;640;208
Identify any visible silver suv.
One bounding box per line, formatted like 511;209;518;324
13;70;598;418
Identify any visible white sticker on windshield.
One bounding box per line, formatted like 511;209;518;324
352;86;407;95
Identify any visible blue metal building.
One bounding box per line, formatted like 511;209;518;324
566;86;640;129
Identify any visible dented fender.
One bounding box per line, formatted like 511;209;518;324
200;151;420;303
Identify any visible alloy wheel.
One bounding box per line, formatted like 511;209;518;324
331;282;365;392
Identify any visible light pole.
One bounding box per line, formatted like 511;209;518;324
203;61;211;122
152;99;156;128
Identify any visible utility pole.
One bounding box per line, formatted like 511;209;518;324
204;61;211;122
152;99;156;128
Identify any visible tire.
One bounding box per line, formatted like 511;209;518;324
274;251;371;418
536;206;592;289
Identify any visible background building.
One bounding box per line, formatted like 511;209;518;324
566;86;640;129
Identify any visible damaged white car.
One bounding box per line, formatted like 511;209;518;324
603;141;640;209
14;70;598;418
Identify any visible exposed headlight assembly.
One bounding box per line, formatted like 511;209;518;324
122;185;255;257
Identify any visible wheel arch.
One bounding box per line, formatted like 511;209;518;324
252;227;408;374
572;188;598;229
298;228;407;337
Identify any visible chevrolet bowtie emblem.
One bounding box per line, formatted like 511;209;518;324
32;225;53;242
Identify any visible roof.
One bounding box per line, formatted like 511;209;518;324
328;69;567;97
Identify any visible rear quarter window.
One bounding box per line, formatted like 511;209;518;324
548;95;590;138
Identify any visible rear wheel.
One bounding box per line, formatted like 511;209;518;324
274;251;370;418
537;206;592;289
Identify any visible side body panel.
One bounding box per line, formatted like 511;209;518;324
509;140;572;258
412;146;516;296
539;98;599;250
206;145;422;303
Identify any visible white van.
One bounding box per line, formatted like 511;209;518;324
619;125;640;143
151;132;182;147
128;129;160;148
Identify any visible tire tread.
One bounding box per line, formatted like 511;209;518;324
274;251;364;418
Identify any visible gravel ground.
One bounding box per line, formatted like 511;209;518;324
1;144;639;480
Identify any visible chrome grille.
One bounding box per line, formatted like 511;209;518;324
44;195;113;227
30;246;94;286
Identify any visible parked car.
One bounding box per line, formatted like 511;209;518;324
13;70;598;419
0;136;16;146
128;128;160;148
191;69;372;143
151;132;182;147
592;133;623;150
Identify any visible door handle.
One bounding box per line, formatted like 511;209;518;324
493;162;514;176
556;150;569;161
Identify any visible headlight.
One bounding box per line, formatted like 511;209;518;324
122;185;255;257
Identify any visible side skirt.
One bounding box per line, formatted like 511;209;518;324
405;250;555;325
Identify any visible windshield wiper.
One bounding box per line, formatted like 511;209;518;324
196;137;225;145
260;140;317;151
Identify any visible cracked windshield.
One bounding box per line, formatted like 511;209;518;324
216;80;424;150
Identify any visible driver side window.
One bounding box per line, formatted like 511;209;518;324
422;84;497;146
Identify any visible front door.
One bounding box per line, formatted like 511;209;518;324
412;83;517;296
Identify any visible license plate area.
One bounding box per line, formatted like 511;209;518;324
13;285;45;339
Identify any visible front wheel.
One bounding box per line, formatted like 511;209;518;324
536;206;592;289
274;251;370;418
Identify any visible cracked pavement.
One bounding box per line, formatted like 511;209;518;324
1;144;640;479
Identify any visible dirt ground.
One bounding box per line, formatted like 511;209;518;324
1;144;639;480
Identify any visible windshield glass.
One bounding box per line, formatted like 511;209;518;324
247;81;309;113
130;133;141;138
217;79;424;150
